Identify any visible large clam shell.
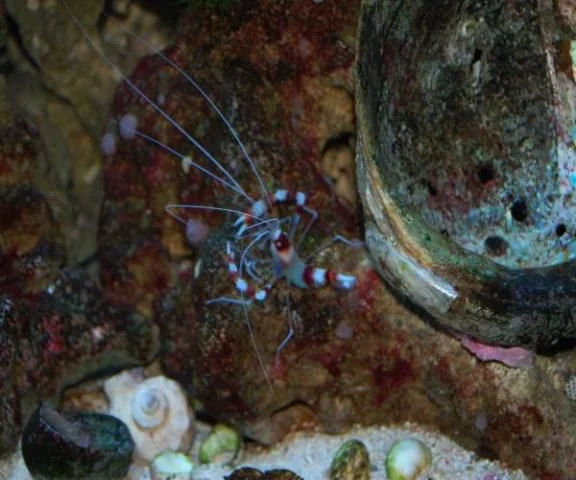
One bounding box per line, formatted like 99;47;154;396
356;0;576;348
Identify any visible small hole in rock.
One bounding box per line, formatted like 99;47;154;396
477;164;494;184
421;179;437;196
321;131;354;154
472;48;483;64
556;223;567;237
510;199;528;222
485;236;508;257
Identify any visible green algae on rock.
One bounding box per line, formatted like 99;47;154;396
199;423;242;464
356;0;576;348
329;439;371;480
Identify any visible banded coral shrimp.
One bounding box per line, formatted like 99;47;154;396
58;0;365;415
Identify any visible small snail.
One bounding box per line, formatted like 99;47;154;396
105;369;195;461
385;438;432;480
131;386;168;430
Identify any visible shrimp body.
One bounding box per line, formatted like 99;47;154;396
235;189;306;238
219;226;357;306
271;229;356;290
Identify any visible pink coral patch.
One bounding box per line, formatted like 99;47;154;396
460;336;534;368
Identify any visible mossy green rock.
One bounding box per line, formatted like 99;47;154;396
199;423;242;464
329;439;371;480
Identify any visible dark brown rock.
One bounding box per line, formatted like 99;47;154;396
0;115;157;457
22;403;134;480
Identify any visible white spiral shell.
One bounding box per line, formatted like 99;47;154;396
131;385;168;430
105;371;195;461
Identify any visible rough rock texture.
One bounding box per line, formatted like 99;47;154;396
4;0;176;265
2;1;576;479
0;116;158;454
0;4;159;453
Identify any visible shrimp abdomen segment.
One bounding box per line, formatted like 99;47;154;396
225;242;272;302
235;189;307;237
302;265;357;290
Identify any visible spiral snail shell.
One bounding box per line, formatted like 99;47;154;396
131;385;168;430
104;369;195;462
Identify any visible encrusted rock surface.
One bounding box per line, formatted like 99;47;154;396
0;7;158;453
1;1;576;479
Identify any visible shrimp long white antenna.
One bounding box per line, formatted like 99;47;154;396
165;204;262;225
130;128;250;201
60;0;250;203
104;15;273;209
165;204;282;245
238;230;271;281
241;300;278;401
235;217;283;240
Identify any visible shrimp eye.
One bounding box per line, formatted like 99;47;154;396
274;233;289;251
